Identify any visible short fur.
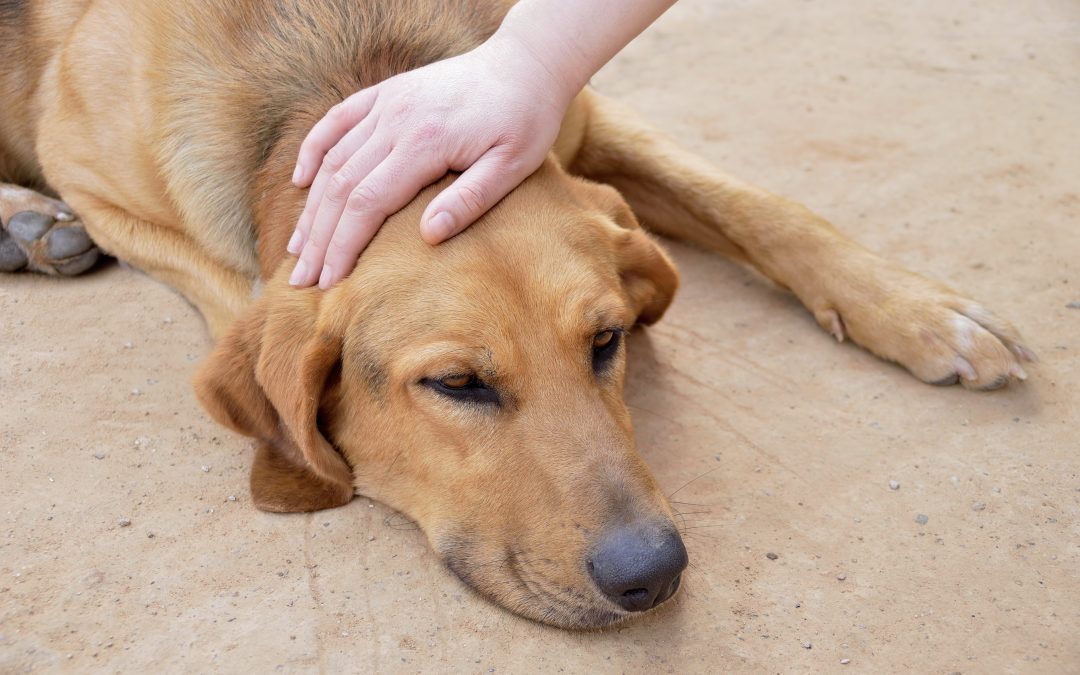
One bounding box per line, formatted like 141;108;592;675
1;0;1032;628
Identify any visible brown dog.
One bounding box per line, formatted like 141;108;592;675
0;0;1034;628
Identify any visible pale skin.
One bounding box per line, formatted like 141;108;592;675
288;0;678;289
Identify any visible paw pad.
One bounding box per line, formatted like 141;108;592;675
1;209;100;276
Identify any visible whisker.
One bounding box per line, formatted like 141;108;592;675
667;465;723;500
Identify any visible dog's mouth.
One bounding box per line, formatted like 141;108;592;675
442;545;627;629
437;526;686;630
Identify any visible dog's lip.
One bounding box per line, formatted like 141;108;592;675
442;543;630;628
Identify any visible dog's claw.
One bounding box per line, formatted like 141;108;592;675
954;355;978;382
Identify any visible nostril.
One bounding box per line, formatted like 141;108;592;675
622;588;650;603
588;521;688;613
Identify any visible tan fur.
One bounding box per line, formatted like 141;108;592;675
1;0;1031;628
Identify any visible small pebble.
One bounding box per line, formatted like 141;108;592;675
1066;301;1080;309
915;514;929;525
201;465;210;472
227;495;237;502
972;501;986;512
163;315;173;324
118;517;131;527
368;535;376;542
889;480;900;490
123;341;133;349
803;641;812;649
131;388;141;396
766;552;779;560
93;452;105;460
840;658;851;665
837;573;847;581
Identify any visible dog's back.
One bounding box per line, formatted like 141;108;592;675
2;0;510;263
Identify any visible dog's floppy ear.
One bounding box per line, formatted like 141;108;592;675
193;290;354;512
591;183;679;325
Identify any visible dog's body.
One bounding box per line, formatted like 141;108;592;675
1;0;1033;628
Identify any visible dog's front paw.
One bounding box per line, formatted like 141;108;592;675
810;261;1035;390
0;185;100;276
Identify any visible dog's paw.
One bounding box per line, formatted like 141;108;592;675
811;262;1035;390
0;186;100;275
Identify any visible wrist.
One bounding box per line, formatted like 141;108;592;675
481;9;592;108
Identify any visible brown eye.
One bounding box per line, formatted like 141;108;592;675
591;328;623;375
440;374;472;389
593;330;615;349
422;373;501;405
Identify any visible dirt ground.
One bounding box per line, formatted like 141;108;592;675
3;0;1079;672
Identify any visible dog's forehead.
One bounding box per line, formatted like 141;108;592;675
415;223;626;336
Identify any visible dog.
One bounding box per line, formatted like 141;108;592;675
0;0;1034;629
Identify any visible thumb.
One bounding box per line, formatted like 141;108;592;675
420;149;536;244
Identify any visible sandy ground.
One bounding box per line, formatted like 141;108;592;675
3;0;1079;672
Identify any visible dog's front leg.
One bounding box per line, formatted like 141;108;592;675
563;90;1034;389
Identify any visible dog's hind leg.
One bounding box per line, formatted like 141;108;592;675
0;183;101;275
563;89;1035;390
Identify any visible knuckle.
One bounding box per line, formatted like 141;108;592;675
325;236;349;257
327;172;354;201
346;183;380;214
323;147;349;171
456;184;487;213
327;102;348;122
413;118;445;142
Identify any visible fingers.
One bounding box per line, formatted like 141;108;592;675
420;149;535;244
290;140;392;287
289;113;380;255
292;88;378;187
316;153;446;289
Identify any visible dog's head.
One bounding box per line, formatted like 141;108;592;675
195;161;684;628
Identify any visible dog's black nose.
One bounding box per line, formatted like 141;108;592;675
588;521;688;612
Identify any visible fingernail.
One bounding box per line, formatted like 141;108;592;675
289;259;308;286
287;230;303;254
292;164;303;185
318;265;333;289
425;212;455;241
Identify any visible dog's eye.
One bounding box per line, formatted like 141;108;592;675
592;329;623;375
422;374;501;405
440;374;472;389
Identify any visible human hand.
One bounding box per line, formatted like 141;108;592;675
287;40;573;289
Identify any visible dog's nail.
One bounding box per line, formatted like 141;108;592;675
1014;345;1038;363
318;264;333;289
954;356;978;381
425;211;455;242
289;259;308;286
1010;362;1028;381
55;211;75;222
292;163;303;185
287;229;303;254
